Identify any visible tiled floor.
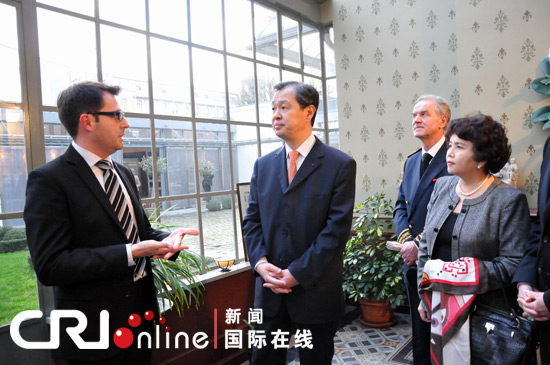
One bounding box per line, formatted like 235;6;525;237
285;308;413;365
241;307;413;365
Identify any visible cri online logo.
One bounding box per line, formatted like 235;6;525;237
10;309;174;350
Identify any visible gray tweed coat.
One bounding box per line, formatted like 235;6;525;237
417;175;531;309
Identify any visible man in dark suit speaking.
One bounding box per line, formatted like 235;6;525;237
24;81;198;364
243;81;356;365
393;94;451;365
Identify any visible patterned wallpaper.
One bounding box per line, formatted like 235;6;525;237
328;0;550;208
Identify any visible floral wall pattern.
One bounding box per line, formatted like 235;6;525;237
328;0;550;208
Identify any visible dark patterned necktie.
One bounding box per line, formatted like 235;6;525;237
96;160;145;280
420;153;433;177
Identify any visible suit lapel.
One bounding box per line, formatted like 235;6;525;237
284;138;323;192
406;152;422;208
274;147;289;193
410;143;447;215
540;144;550;228
65;146;125;233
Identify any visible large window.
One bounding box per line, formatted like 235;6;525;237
0;0;338;326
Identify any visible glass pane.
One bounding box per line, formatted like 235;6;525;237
99;0;146;30
38;0;94;16
196;122;229;193
256;64;279;125
304;76;324;129
282;16;300;69
231;124;257;183
155;119;196;197
329;130;340;149
149;0;188;40
227;57;256;123
43;111;70;162
151;38;191;117
303;23;321;76
0;4;21;103
260;126;281;156
0;219;39;327
121;117;153;199
190;0;222;49
202;193;236;262
0;109;27;213
282;70;301;83
153;199;200;253
327;78;338;129
324;27;336;77
234;197;245;261
192;49;226;120
101;25;149;114
225;0;253;57
254;3;278;65
315;130;325;143
37;9;97;107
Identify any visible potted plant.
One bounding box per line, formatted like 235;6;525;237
148;204;206;317
531;56;550;128
199;161;216;193
342;192;406;328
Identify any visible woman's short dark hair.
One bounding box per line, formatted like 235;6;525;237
273;81;319;126
57;81;121;138
445;112;511;174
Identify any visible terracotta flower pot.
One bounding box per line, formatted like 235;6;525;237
358;298;396;328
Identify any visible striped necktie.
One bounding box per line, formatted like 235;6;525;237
96;160;145;280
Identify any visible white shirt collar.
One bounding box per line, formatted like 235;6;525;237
285;133;315;158
423;135;446;157
72;141;112;168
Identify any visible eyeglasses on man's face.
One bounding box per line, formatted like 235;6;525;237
87;111;125;121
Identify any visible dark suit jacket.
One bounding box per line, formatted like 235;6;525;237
243;137;356;324
514;136;550;309
394;143;450;246
24;145;169;360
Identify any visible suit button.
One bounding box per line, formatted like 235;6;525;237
452;235;457;240
461;208;466;213
448;205;453;210
434;228;439;232
283;230;288;238
544;236;549;243
538;268;542;275
406;201;409;205
409;225;413;229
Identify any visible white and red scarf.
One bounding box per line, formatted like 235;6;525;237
420;257;489;365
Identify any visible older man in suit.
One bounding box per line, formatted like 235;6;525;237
24;81;198;364
243;81;356;365
393;94;451;365
514;136;550;363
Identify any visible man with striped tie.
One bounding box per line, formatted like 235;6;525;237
24;81;198;364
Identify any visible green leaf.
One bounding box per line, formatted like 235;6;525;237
532;105;550;123
532;76;550;95
541;57;550;79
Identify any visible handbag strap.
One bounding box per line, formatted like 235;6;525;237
492;260;518;318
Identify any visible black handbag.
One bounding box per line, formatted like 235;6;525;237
469;261;537;365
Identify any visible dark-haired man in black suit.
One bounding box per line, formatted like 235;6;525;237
24;81;198;364
244;81;356;365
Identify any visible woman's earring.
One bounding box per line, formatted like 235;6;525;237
477;163;482;169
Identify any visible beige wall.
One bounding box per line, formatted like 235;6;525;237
326;0;550;208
